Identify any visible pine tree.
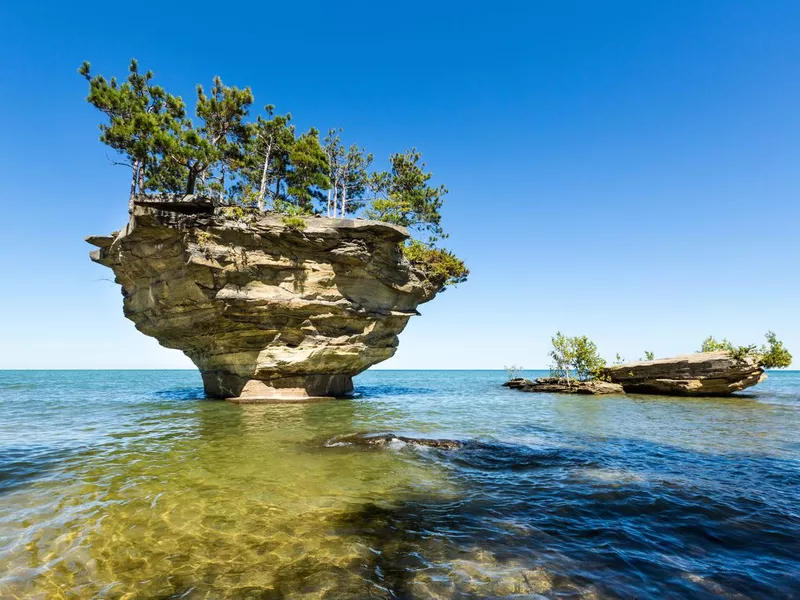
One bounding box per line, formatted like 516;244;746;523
285;128;329;213
364;149;448;243
339;145;373;217
79;59;184;210
239;106;294;209
145;76;253;198
194;77;253;200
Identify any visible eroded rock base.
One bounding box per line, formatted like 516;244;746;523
201;372;354;403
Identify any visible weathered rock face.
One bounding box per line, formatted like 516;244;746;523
604;351;766;396
503;378;624;395
88;196;443;401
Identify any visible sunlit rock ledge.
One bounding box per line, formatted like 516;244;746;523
605;351;766;396
87;195;444;402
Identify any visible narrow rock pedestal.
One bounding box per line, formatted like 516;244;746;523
206;373;354;403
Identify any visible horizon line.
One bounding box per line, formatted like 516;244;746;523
1;368;797;372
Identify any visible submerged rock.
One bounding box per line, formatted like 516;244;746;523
503;378;624;395
325;432;464;450
604;351;766;396
88;195;444;401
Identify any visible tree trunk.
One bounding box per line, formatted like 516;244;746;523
342;184;348;218
129;159;139;212
219;167;226;203
326;188;332;217
186;169;197;195
258;142;272;211
137;159;145;195
331;178;337;218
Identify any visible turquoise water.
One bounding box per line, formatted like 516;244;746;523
1;370;798;598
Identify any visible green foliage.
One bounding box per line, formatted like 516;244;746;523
220;206;256;223
78;59;186;204
82;61;467;283
322;130;373;218
550;332;575;382
549;332;606;382
759;331;792;369
700;336;757;362
364;150;448;244
237;105;294;209
504;365;524;380
286;128;330;212
729;344;757;361
700;336;734;353
643;350;655;361
571;336;607;381
700;331;792;368
402;240;469;288
281;215;308;231
195;230;213;247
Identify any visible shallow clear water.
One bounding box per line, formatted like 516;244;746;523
1;370;798;599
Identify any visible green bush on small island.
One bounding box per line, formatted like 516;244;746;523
79;59;466;287
700;331;792;369
549;332;606;383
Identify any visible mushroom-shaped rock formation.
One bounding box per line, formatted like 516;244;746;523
87;195;444;401
604;351;766;396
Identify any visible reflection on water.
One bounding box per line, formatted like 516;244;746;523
0;369;798;598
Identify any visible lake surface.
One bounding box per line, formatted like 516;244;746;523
1;370;798;599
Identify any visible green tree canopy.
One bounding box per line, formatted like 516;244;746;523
79;59;185;209
237;105;294;209
81;59;467;288
364;150;448;244
550;333;606;382
699;331;792;368
285;128;329;213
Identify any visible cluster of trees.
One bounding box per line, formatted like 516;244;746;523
700;331;792;369
79;59;451;246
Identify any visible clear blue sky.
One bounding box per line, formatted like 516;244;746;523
1;1;798;369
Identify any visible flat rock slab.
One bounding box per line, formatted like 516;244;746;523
604;351;766;396
503;378;624;395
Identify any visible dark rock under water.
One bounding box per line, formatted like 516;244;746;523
324;431;465;450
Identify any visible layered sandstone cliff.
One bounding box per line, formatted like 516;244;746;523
604;351;766;396
87;195;444;401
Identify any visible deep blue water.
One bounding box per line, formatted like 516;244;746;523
0;370;798;599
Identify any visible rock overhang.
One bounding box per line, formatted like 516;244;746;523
88;196;443;401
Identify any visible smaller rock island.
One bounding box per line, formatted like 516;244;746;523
603;351;766;395
503;378;623;395
503;352;767;398
88;195;446;402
